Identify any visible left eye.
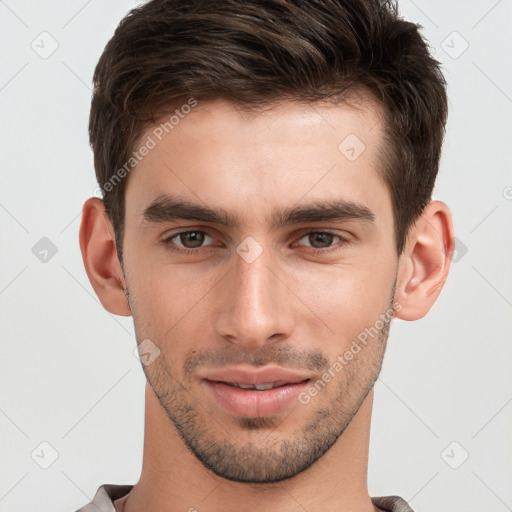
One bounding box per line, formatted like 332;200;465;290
297;231;343;250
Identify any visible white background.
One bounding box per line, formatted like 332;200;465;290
1;1;511;511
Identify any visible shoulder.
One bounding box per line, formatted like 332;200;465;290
74;483;134;512
371;495;416;512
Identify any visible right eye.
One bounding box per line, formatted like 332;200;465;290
162;230;216;254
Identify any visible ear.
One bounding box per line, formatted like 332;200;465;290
79;197;132;317
394;200;455;321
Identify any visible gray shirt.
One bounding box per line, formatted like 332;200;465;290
74;484;416;512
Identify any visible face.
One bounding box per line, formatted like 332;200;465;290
121;96;399;484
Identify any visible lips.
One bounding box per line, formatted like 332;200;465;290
202;365;312;387
200;365;313;417
220;381;295;390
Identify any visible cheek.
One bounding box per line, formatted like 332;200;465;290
126;259;222;343
290;259;396;348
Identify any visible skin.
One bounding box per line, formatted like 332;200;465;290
80;95;454;512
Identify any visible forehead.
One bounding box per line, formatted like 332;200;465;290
124;95;390;229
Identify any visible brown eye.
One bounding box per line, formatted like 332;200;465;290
163;230;215;253
304;232;336;249
298;231;342;249
176;231;206;248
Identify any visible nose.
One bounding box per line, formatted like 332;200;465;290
215;244;295;350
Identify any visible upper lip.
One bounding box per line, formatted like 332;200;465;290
201;365;312;386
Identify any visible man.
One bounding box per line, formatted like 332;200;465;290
77;0;454;510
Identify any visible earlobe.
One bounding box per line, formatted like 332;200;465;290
79;197;132;317
394;201;454;321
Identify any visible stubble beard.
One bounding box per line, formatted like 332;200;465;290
134;302;393;485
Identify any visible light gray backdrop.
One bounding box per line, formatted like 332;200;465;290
1;1;511;511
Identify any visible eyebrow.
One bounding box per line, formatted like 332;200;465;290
142;194;375;230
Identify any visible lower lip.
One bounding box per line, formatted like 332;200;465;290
204;380;310;418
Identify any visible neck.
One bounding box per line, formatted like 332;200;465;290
116;383;379;512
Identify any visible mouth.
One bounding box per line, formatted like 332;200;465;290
203;378;312;418
208;379;310;390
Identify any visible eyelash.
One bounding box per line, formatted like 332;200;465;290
161;229;352;256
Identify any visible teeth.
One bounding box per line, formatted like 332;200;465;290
226;382;279;390
254;383;275;390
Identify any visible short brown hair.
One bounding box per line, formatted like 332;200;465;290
89;0;447;262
